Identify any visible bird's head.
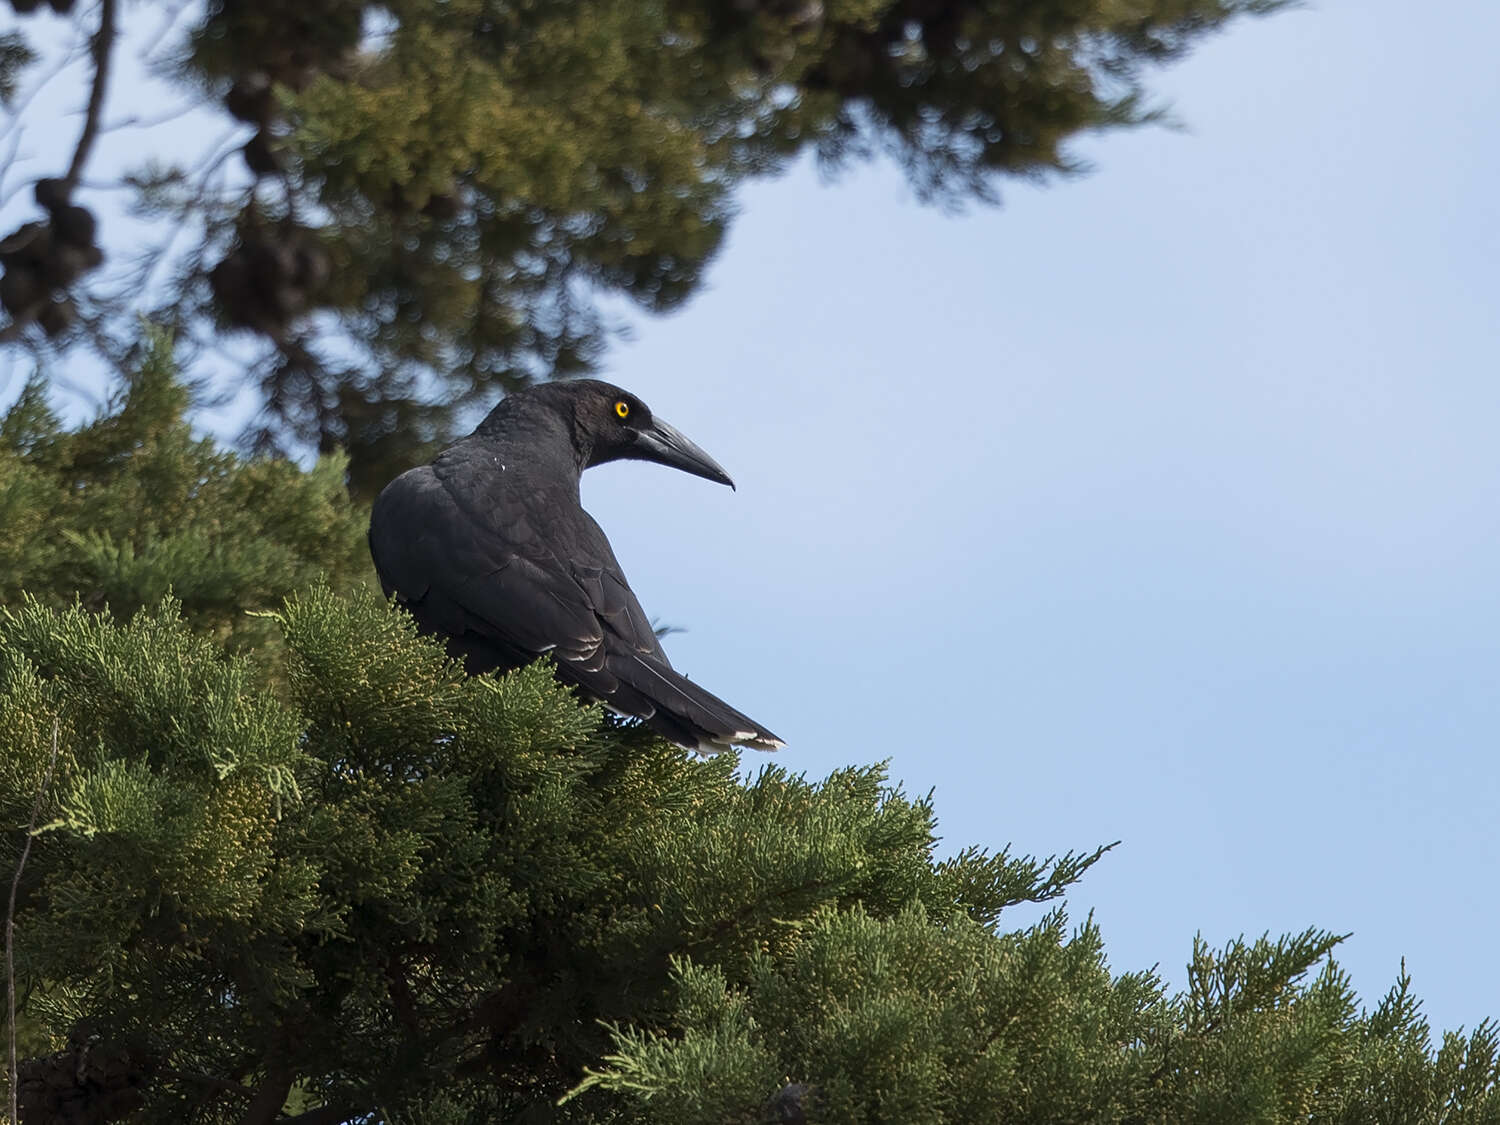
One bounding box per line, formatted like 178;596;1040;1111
551;380;736;488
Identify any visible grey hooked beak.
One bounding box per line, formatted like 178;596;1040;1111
634;417;735;489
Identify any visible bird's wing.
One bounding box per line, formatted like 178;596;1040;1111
371;467;783;751
543;513;783;748
369;466;658;679
369;468;443;607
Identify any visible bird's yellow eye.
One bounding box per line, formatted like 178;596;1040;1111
614;401;630;419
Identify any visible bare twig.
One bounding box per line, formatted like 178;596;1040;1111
70;306;137;383
65;0;120;189
7;718;61;1124
101;100;201;132
137;0;197;67
0;122;25;204
114;130;245;297
73;176;141;192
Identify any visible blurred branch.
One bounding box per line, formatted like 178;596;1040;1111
0;122;24;206
91;128;240;307
65;0;119;189
102;99;200;132
0;32;90;148
138;0;198;67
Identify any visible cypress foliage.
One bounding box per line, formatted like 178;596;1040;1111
0;334;369;661
1;361;1498;1122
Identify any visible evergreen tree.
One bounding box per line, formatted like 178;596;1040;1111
2;358;1498;1123
0;0;1289;495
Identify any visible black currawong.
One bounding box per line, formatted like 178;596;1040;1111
368;379;784;753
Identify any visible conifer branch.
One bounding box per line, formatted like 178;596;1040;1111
7;718;59;1125
684;876;840;952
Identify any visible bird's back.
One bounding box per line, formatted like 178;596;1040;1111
371;442;652;664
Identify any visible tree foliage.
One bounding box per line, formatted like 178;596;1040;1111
1;360;1498;1124
0;332;369;660
1;0;1289;495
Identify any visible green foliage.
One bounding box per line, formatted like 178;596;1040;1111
1;370;1496;1122
0;333;370;657
1;586;1106;1122
0;581;1497;1122
1;0;1291;495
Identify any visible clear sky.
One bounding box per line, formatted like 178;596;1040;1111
580;0;1500;1034
6;0;1499;1035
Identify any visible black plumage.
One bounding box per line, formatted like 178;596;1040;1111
368;380;784;753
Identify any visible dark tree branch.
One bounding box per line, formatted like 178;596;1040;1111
65;0;119;190
167;1067;366;1125
0;123;25;206
239;1062;294;1125
137;0;198;65
164;1068;366;1124
450;976;538;1079
7;719;59;1125
0;34;90;149
387;954;423;1037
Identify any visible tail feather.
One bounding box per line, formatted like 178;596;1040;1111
610;652;785;754
427;623;783;754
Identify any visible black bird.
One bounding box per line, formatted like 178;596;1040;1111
369;380;784;753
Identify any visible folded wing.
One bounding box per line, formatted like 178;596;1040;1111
369;467;783;752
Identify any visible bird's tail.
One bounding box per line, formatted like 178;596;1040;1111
609;654;785;754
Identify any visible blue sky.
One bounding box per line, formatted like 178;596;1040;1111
6;0;1499;1033
582;0;1500;1032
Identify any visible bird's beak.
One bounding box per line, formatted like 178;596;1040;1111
634;417;736;489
